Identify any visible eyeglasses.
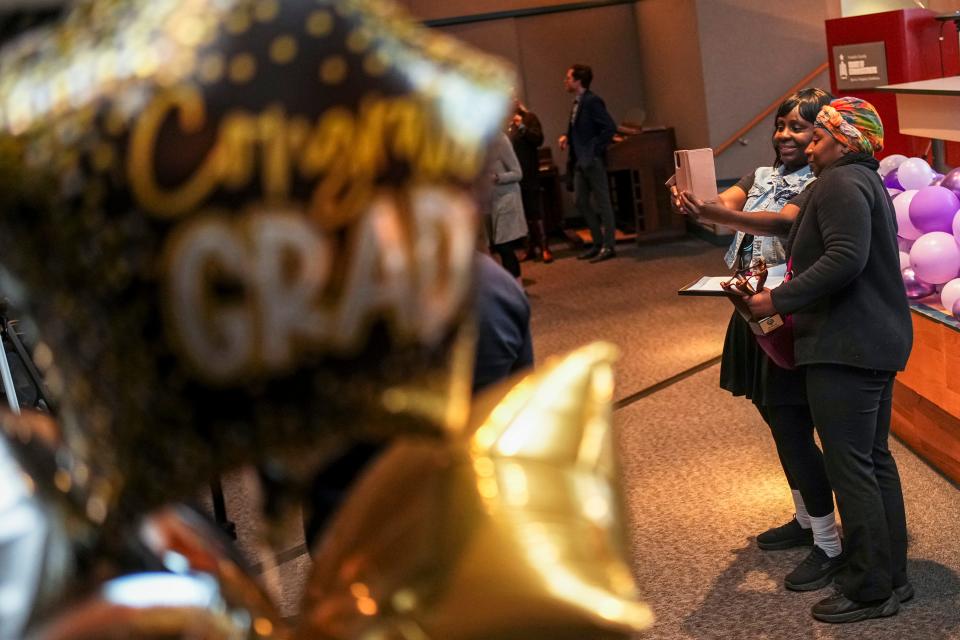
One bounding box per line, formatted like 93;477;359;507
721;258;768;296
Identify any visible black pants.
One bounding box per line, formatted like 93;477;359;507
806;364;907;602
756;403;834;518
493;242;521;278
302;442;384;550
520;184;541;221
573;157;616;250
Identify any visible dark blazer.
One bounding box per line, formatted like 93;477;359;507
771;153;912;371
566;90;617;168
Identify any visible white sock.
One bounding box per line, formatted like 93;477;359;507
791;490;811;529
809;511;842;558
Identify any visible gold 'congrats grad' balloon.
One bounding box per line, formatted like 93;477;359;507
297;343;654;640
0;0;512;526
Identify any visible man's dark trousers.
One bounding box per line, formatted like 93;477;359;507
574;156;616;250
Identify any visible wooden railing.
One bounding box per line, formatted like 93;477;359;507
714;62;830;158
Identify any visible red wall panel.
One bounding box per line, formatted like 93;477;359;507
825;9;960;162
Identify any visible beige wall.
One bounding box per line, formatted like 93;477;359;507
696;0;832;178
634;0;710;151
410;3;646;174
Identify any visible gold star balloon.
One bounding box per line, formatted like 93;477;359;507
296;342;654;639
0;0;512;525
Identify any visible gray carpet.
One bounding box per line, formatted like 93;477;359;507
617;367;960;639
217;236;960;636
525;239;733;402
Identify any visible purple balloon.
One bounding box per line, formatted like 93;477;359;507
883;168;903;191
908;186;960;233
902;267;937;299
941;167;960;199
933;173;947;186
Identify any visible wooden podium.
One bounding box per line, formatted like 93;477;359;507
606;127;685;242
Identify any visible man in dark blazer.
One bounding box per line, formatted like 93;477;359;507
558;63;618;262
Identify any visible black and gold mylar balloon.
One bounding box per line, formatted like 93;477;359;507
0;0;512;524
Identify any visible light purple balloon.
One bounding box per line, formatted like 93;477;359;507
908;186;960;233
941;167;960;199
941;278;960;313
894;190;923;240
932;173;946;186
878;154;908;177
898;157;936;190
899;250;911;270
902;267;937;299
909;231;960;284
883;169;903;190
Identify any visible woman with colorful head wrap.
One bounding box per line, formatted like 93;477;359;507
746;97;913;623
672;89;845;592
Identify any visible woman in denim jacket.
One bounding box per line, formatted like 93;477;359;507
675;89;843;592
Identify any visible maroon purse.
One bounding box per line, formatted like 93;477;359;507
721;258;796;370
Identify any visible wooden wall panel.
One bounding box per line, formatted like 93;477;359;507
893;311;960;485
892;383;960;485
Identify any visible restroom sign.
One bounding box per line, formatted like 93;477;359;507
833;42;888;90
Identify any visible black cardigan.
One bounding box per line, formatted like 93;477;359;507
770;153;912;371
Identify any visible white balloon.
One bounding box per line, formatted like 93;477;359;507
897;157;936;191
941;278;960;315
878;154;908;177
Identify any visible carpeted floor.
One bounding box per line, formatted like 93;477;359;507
218;236;960;637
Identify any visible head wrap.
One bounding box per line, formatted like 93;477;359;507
815;97;884;155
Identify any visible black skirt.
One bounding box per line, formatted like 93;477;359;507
719;311;807;407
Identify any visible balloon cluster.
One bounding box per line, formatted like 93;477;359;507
882;155;960;312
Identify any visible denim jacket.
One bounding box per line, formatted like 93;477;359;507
723;165;815;269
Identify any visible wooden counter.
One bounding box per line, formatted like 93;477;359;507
892;306;960;484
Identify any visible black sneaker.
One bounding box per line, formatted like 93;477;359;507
894;582;915;603
757;518;813;550
784;546;846;591
811;590;899;623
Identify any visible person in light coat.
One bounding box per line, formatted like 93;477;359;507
485;132;528;283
